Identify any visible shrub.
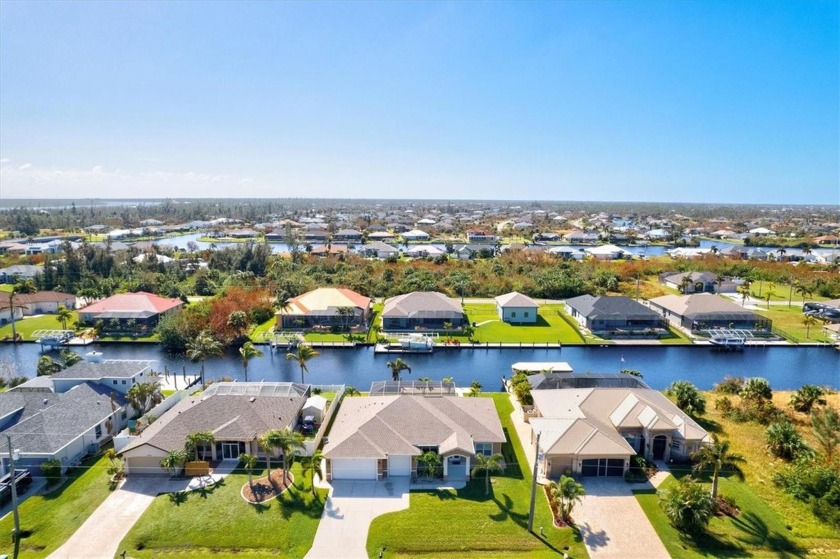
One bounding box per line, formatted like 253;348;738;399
714;375;744;395
773;459;840;529
715;396;733;414
766;421;812;461
248;305;275;325
789;385;827;414
666;380;706;416
40;459;62;484
659;478;716;535
741;377;772;403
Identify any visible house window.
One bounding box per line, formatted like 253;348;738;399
121;380;126;385
524;312;529;317
113;380;118;385
623;434;636;446
511;311;517;318
474;443;492;457
121;410;127;420
670;441;682;451
95;424;102;438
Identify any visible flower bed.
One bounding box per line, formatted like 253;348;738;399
542;484;572;528
240;469;295;504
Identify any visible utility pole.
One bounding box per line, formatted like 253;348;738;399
527;432;541;532
7;435;21;542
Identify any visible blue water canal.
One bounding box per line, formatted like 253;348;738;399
0;343;837;391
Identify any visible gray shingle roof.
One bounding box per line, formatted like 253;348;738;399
565;295;661;321
51;361;152;380
323;395;505;459
381;292;463;318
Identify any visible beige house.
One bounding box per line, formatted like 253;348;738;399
529;385;710;479
276;287;371;330
323;395;505;481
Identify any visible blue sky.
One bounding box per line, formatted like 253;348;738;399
0;1;837;203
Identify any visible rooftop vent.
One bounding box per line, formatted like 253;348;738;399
43;398;49;405
249;397;256;403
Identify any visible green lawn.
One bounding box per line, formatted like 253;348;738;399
118;462;326;558
459;304;585;344
659;325;694;345
366;393;585;558
249;317;276;342
0;311;79;340
751;283;830;304
0;284;14;293
754;306;833;343
0;451;114;558
366;302;384;342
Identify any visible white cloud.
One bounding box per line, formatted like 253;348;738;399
17;163;32;170
0;158;11;165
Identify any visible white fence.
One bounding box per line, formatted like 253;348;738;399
302;385;346;456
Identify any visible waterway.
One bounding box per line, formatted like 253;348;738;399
1;343;837;392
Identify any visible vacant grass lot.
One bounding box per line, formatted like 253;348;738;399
459;304;585;344
366;393;585;559
0;311;79;340
636;390;840;557
0;452;113;558
754;306;833;343
118;462;327;558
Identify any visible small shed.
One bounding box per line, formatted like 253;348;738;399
302;395;328;422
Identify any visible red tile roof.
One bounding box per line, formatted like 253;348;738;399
81;292;182;315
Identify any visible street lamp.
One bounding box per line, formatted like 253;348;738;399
6;435;21;542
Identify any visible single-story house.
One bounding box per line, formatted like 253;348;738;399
323;394;505;481
0;291;76;319
564;295;664;334
310;244;349;256
660;271;736;294
466;230;496;242
277;287;371;330
121;382;308;475
78;292;183;333
0;265;42;284
0;382;129;476
583;244;635;260
403;244;445;258
381;292;464;330
358;241;399;259
548;246;586;260
529;381;710;479
495;292;539;324
402;229;431;242
333;229;363;242
649;293;771;332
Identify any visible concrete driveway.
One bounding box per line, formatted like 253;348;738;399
306;478;410;559
48;477;161;559
574;477;669;559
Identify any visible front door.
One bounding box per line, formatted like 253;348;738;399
222;442;240;460
652;435;667;460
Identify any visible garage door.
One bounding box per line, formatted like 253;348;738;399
331;458;377;480
388;455;411;476
581;458;625;477
127;456;166;475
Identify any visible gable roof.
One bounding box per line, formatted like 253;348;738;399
283;288;371;317
382;292;462;318
662;271;719;285
323;395;505;459
81;292;182;317
495;292;539;308
649;293;760;320
565;295;661;321
51;360;153;381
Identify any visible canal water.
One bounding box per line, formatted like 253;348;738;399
1;343;837;391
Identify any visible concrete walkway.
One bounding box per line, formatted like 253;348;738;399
48;461;238;559
574;477;669;559
306;479;410;559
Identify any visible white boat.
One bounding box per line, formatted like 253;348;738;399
397;333;436;351
709;336;745;349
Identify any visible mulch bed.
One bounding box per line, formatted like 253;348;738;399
543;484;574;528
240;469;295;504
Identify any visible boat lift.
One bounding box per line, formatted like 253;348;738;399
705;328;754;350
271;331;305;351
32;330;75;352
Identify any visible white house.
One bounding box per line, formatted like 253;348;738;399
402;229;431;241
495;292;539;324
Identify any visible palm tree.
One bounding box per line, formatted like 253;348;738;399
345;385;360;397
240;453;259;487
549;475;586;522
59;349;83;368
304;450;325;494
285;344;320;384
239;341;263;382
386;357;411;382
160;449;188;476
7;280;35;342
471;453;504;495
227;310;250;339
56;305;74;330
790;385;826;413
764;289;775;309
185;431;216;462
691;436;745;499
468;380;482;397
802;314;818;339
186;330;223;385
811;406;840;462
275;427;305;486
126;380;163;415
259;429;282;476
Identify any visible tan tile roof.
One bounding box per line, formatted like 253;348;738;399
284;288;371;317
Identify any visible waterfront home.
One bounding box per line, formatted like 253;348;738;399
649;293;771;332
563;231;599;243
120;382;308;474
583;244;635;260
277;287;371;330
660;271;736;294
382;291;464;330
0;290;75;317
323;393;505;481
403;244;446;258
402;229;431;241
547;246;586;260
309;244;348;256
333;229;363;242
78;292;183;333
564;295;664;335
466;230;496;242
358;241;399;259
527;375;710;478
495;292;539;324
45;360;155;395
0;264;42;284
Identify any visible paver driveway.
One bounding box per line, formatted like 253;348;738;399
574;477;669;559
306;478;410;559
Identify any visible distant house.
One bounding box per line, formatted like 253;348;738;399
358;241;399;259
649;293;771;332
495;292;539;324
277;287;371;330
47;360;154;395
528;378;710;478
402;229;431;242
78;292;183;333
0;291;75;317
583;244;635;260
749;227;776;236
0;265;42;284
548;246;585;260
453;244;492;260
565;295;664;334
403;244;445;258
333;229;363;242
309;244;348;256
121;382;308;475
563;231;599;244
466;230;496;243
660;271;735;294
323;394;505;481
382;292;464;330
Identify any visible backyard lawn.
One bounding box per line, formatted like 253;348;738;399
0;451;114;558
118;462;327;558
0;311;79;340
366;393;586;558
460;304;585;344
754;306;833;343
636;390;840;557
